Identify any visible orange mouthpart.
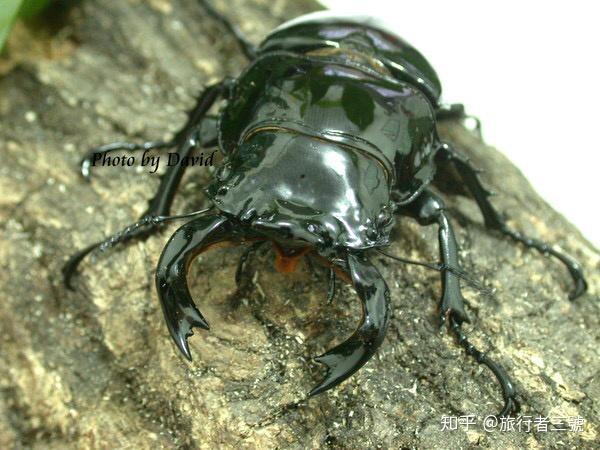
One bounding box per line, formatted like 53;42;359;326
272;242;312;273
272;242;352;284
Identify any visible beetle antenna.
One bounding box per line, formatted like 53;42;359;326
375;249;493;296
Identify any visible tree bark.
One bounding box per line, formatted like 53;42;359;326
0;1;598;448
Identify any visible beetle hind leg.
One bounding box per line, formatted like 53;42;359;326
436;103;482;139
438;143;587;300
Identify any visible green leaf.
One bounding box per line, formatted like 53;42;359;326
0;0;24;51
0;0;53;52
18;0;53;19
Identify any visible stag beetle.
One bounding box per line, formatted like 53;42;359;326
63;3;587;417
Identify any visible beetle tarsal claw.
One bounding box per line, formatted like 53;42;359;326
569;275;588;301
308;252;390;397
155;214;233;360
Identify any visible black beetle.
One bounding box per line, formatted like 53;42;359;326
64;4;587;417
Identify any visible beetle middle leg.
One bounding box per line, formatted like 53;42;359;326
80;80;229;180
437;143;587;299
79;117;218;181
198;0;257;59
399;189;517;416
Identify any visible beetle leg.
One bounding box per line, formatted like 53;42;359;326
401;190;518;417
309;252;390;396
235;241;265;286
449;317;518;417
64;82;229;286
376;249;493;297
198;0;257;59
81;79;228;180
156;215;255;360
438;143;587;300
80;140;171;181
142;85;229;218
436;103;482;139
326;268;336;304
63;123;207;288
398;190;470;326
79;117;219;181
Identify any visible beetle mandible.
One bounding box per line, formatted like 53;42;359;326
63;2;588;417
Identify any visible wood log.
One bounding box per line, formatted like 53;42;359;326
0;1;598;448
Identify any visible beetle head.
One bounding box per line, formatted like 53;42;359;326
207;132;396;254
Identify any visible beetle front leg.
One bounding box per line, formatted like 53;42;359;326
398;190;469;326
326;268;336;304
449;316;518;417
63;123;210;288
64;81;230;287
235;241;264;286
438;143;587;300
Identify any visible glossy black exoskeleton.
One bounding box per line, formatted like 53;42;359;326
64;5;587;417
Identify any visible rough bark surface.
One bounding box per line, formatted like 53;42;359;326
0;1;598;449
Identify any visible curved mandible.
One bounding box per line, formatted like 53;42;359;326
309;252;391;396
155;214;236;360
